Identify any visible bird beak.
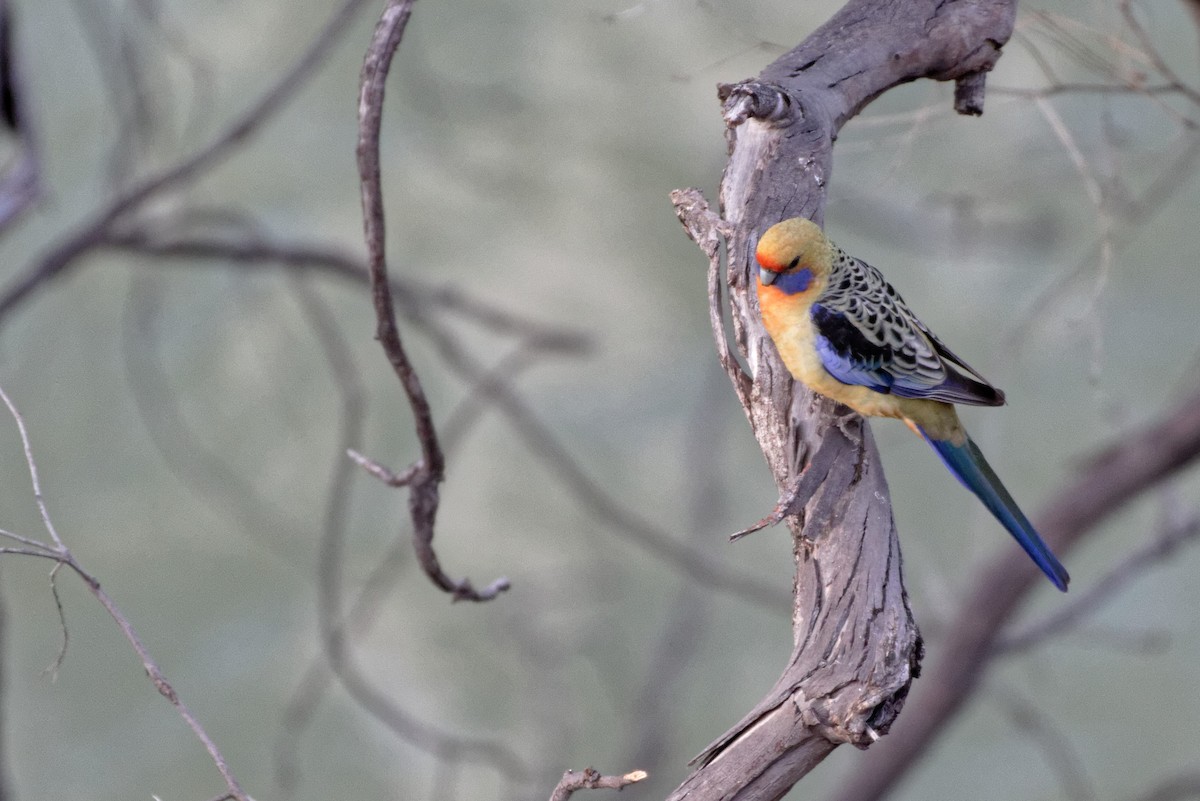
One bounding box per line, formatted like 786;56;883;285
759;267;779;286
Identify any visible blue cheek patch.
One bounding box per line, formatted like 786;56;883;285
774;267;814;295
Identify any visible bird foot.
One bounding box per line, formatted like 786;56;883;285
831;410;862;445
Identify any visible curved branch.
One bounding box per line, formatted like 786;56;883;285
671;0;1017;797
355;0;508;602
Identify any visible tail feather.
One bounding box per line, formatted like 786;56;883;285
922;431;1069;592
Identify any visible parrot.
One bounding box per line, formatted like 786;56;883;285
754;216;1069;591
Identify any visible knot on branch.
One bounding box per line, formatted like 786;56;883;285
953;71;988;116
795;649;921;752
718;81;794;128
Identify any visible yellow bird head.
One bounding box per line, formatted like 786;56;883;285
755;217;832;296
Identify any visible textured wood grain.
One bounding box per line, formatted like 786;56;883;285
671;1;1017;799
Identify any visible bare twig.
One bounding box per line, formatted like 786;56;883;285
356;0;438;474
669;189;748;407
41;563;68;680
548;767;648;801
728;433;842;541
0;384;249;801
355;0;508;603
347;449;420;487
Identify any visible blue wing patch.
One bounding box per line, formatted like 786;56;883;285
811;301;1003;405
813;332;891;392
811;303;894;392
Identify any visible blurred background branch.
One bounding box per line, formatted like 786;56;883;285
0;0;1195;800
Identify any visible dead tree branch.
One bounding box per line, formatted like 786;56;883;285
837;384;1200;801
549;768;648;801
0;385;249;801
355;0;508;602
669;0;1019;798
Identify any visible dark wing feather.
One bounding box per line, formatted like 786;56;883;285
811;250;1005;407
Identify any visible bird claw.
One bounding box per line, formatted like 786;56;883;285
832;409;862;445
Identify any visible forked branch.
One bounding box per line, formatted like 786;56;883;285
669;0;1018;798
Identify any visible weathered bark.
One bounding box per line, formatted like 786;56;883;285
836;385;1200;801
670;1;1017;799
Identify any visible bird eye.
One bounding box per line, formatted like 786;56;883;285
787;256;800;270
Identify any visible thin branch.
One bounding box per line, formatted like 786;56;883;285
0;383;67;552
548;768;648;801
0;527;56;551
0;384;249;801
355;0;507;603
347;449;420;487
356;0;439;477
86;576;247;800
0;547;64;559
669;189;748;406
41;563;68;680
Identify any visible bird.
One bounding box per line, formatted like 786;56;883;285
754;217;1069;591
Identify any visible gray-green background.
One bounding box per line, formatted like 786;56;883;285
1;0;1197;799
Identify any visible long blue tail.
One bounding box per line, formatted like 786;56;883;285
922;431;1069;592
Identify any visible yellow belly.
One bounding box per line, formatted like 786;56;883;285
758;287;964;443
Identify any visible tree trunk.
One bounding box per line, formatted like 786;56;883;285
670;1;1018;798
